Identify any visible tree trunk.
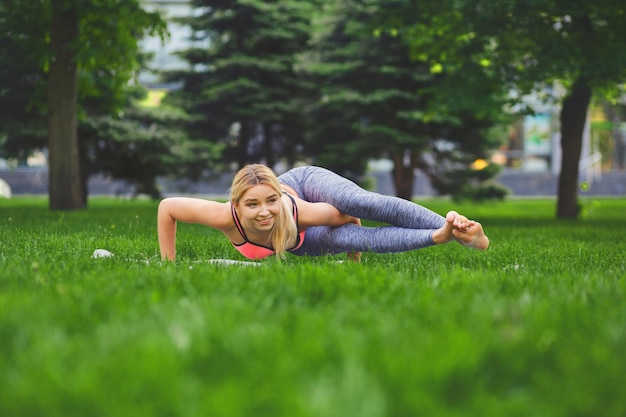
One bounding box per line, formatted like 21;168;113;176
556;77;592;219
391;150;415;200
48;0;84;210
237;120;251;168
263;123;275;169
79;139;89;206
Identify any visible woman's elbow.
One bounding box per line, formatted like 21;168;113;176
158;198;177;223
158;198;176;214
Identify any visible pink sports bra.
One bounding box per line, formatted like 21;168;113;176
231;193;306;260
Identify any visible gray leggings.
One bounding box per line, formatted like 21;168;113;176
278;166;446;256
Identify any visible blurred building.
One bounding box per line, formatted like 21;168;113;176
139;0;195;88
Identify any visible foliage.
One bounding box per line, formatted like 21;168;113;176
80;104;223;198
167;0;318;169
305;0;507;197
9;0;626;207
75;0;167;115
3;0;509;202
1;197;625;416
379;0;626;95
0;0;49;155
1;0;177;204
377;0;626;215
1;0;167;133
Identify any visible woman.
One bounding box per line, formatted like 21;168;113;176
158;164;489;261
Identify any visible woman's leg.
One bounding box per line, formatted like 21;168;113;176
278;166;446;229
278;166;448;255
290;213;489;256
290;223;440;256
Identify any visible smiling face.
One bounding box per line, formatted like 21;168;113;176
230;164;298;255
234;184;282;234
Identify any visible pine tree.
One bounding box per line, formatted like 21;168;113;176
168;0;317;171
306;0;506;199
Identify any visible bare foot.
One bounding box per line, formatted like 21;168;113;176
452;219;490;251
431;211;461;244
432;211;489;250
446;210;471;231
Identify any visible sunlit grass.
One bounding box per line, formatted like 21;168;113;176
1;196;625;417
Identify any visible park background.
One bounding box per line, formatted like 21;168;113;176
1;0;626;210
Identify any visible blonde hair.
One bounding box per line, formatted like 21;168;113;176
230;164;298;259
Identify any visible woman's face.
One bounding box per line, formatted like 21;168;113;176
235;184;281;233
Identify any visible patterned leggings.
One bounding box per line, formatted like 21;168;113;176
278;166;446;256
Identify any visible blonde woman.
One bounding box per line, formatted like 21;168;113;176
158;164;489;261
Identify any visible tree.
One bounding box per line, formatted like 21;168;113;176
386;0;626;217
168;0;317;171
1;0;167;210
0;0;48;162
305;0;507;198
48;0;82;210
80;103;223;199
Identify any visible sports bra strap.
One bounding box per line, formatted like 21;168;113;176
231;203;249;240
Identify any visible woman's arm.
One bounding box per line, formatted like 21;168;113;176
157;197;231;261
296;200;360;228
296;199;362;262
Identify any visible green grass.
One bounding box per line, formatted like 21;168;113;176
1;196;625;417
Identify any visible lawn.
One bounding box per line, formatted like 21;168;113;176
1;196;625;417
